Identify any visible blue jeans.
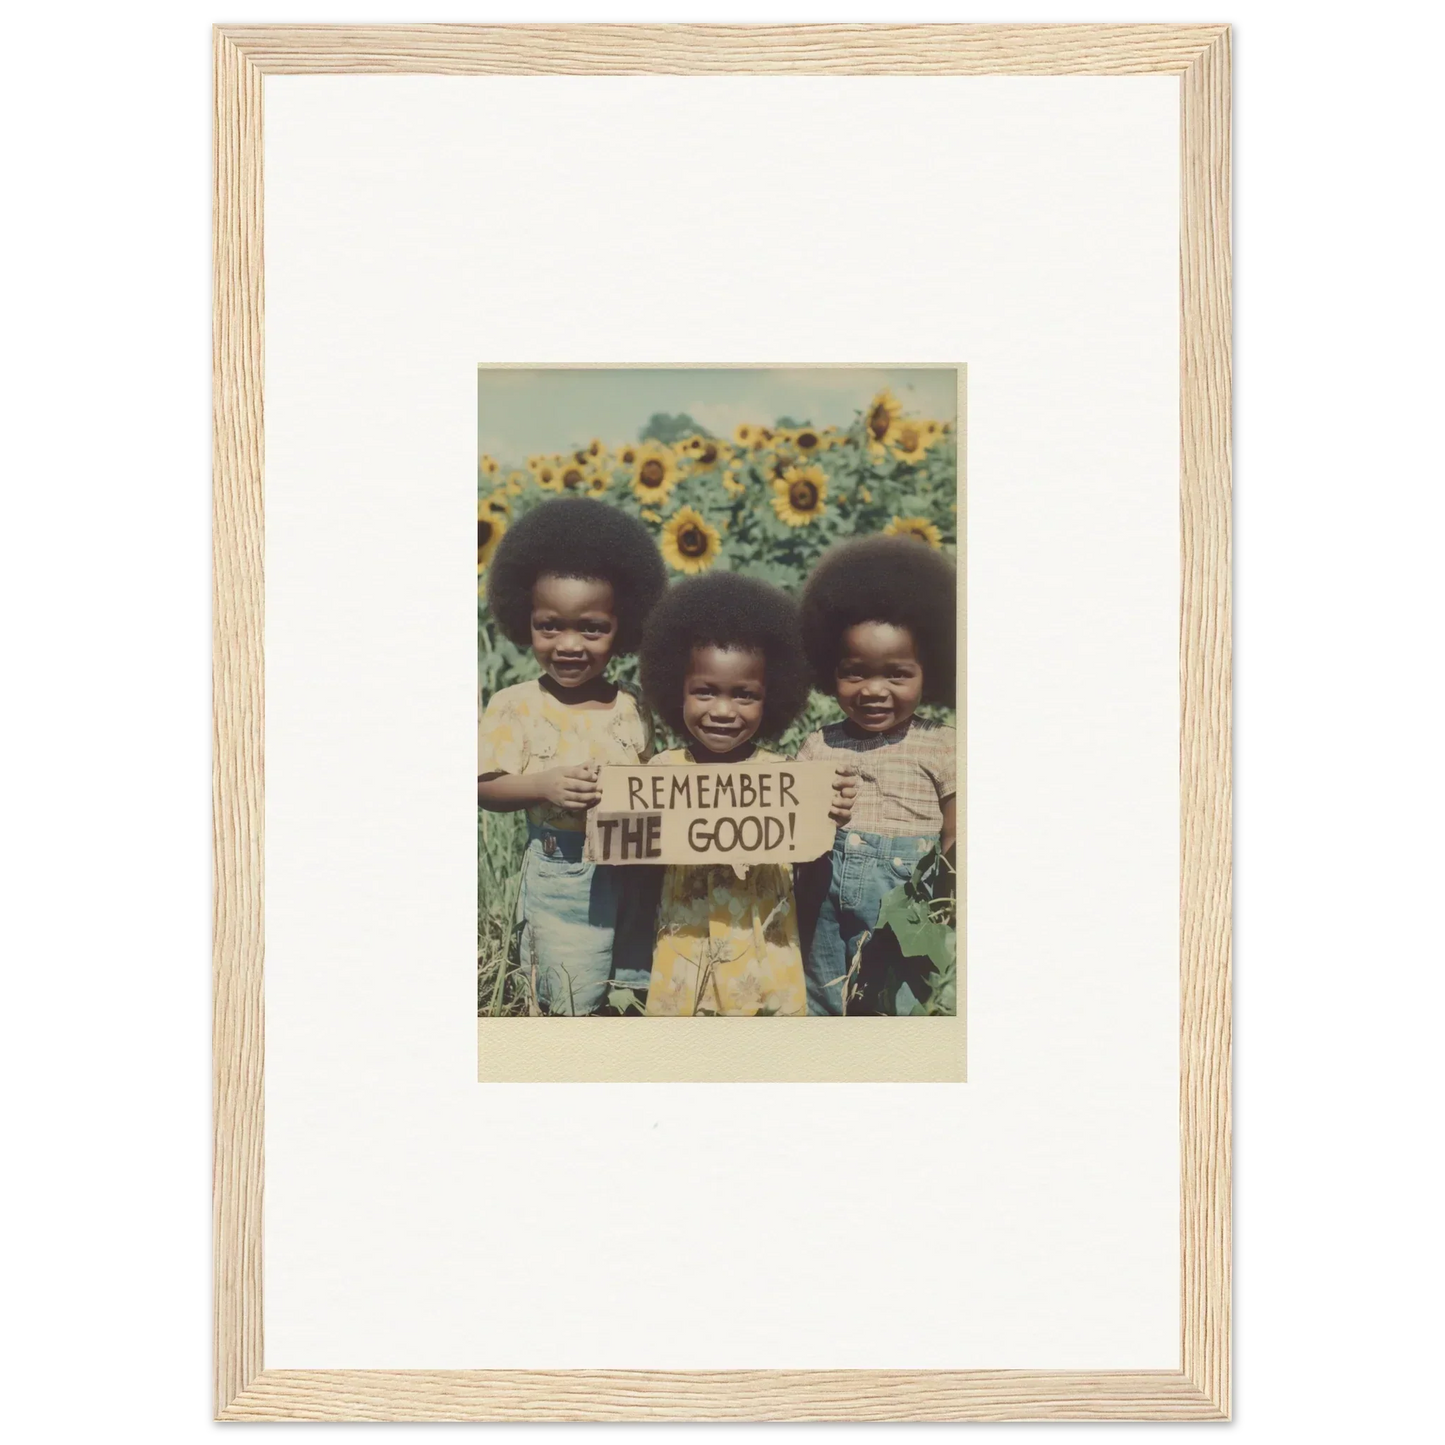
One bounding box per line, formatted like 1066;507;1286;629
799;829;936;1015
516;825;656;1015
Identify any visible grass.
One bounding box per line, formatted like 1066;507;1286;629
477;808;529;1016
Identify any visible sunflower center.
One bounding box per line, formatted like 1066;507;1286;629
868;404;891;439
477;519;493;547
639;459;665;487
699;443;718;466
677;524;708;557
789;480;819;510
798;431;818;450
899;426;920;450
562;467;585;488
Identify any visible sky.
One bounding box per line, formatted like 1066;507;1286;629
477;367;959;464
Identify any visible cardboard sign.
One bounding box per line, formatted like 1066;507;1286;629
584;760;837;867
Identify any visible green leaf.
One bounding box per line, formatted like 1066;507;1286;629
876;882;953;970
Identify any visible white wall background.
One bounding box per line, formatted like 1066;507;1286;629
263;70;1178;1370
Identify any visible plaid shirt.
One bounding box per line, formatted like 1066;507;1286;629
797;718;957;836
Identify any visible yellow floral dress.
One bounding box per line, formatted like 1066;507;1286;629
645;748;807;1017
477;679;652;830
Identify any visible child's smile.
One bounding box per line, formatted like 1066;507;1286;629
835;621;924;733
682;644;766;760
530;574;617;691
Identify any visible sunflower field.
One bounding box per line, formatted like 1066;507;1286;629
477;388;959;1012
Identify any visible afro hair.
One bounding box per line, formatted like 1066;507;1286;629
799;535;957;705
639;572;812;742
485;497;667;655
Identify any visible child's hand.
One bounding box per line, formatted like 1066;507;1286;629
541;764;603;811
829;765;858;826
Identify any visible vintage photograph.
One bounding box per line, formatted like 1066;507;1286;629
478;367;961;1018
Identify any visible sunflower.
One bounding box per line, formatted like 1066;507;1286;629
504;471;528;496
584;466;612;496
920;419;944;446
889;417;931;464
640;508;663;523
863;388;904;453
585;437;607;461
790;425;825;456
529;454;564;492
629;442;679;504
733;422;758;449
687;435;731;471
615;441;642;469
477;498;507;571
762;445;799;482
883;515;943;548
478;453;501;480
557;458;592;492
770;464;829;526
483;488;512;518
660;506;722;573
721;468;747;497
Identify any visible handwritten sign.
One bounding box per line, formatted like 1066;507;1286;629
584;760;837;867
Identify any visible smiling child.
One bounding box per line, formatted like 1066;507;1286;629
796;535;958;1015
637;573;853;1017
478;498;666;1015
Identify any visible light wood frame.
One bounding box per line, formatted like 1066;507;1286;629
215;23;1231;1422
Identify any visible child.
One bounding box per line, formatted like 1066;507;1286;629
796;535;958;1015
478;497;666;1015
637;573;852;1017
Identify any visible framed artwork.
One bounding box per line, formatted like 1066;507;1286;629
215;23;1230;1422
472;364;967;1083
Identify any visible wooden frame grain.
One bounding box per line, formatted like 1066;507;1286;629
214;22;1231;1422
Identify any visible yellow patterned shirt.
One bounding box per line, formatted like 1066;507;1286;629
477;679;653;831
645;748;806;1018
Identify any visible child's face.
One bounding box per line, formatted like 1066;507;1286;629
835;622;924;733
530;574;617;689
682;645;766;753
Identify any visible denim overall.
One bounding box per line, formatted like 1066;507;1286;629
800;828;936;1015
515;823;656;1015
